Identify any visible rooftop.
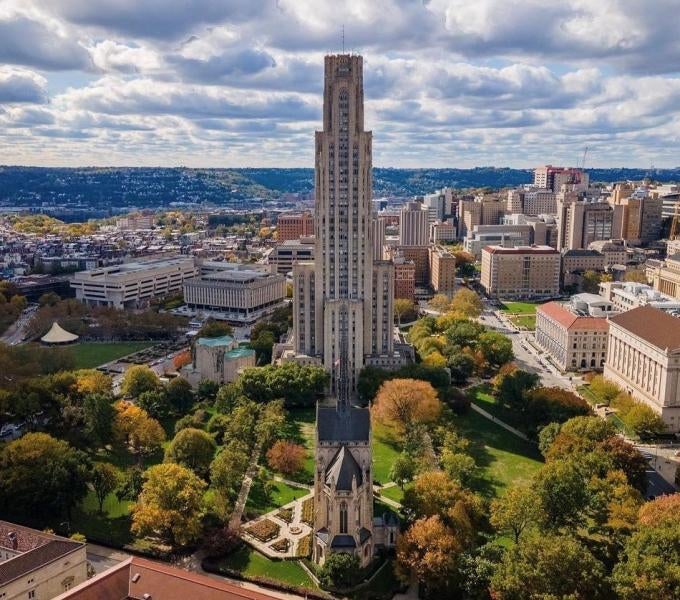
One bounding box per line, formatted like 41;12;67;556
483;244;558;255
325;445;363;491
317;406;370;443
610;305;680;352
537;301;609;331
196;335;234;347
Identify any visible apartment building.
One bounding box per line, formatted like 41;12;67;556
535;297;610;371
183;262;286;325
604;305;680;431
609;185;662;244
459;197;504;238
429;245;457;295
268;236;314;274
481;245;560;299
429;221;456;243
276;212;314;242
524;188;557;215
71;256;199;308
599;281;680;314
0;521;87;600
561;249;605;289
387;246;430;286
399;201;429;245
534;165;589;192
393;255;416;301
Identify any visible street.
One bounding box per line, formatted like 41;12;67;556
1;305;38;345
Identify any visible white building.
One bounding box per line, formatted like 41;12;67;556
185;335;256;385
399;201;429;246
599;281;680;315
71;256;199;308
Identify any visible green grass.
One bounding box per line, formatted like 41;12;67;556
66;489;133;547
246;478;309;516
217;546;315;588
379;484;405;504
67;341;154;369
372;423;403;485
500;301;541;314
351;560;403;599
468;385;528;433
455;409;543;498
577;385;601;406
509;314;536;330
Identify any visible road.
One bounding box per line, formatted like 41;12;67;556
1;305;37;345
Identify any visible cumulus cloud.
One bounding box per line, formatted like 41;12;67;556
0;67;48;103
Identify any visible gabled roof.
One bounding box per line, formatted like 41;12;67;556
317;406;370;443
330;535;356;549
325;446;363;491
40;321;79;344
610;305;680;351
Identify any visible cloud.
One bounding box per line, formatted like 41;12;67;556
0;67;48;103
0;14;92;71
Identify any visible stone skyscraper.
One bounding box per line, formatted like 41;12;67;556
293;54;396;397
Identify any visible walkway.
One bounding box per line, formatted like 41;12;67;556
229;439;264;530
469;403;531;442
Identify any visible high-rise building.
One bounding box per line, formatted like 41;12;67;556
292;55;400;567
399;201;429;245
429;246;457;295
534;165;589;192
372;215;386;260
277;211;314;242
557;198;623;250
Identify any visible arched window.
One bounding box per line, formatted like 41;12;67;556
340;501;348;533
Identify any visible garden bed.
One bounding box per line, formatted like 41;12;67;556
271;538;290;553
246;519;280;543
301;497;314;526
277;507;294;524
296;533;312;558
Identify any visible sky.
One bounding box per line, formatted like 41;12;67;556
1;0;680;169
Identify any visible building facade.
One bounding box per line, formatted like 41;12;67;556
481;245;560;299
186;335;256;385
534;165;588;192
71;256;199;309
393;255;416;301
599;281;680;314
399;201;429;246
268;237;315;275
604;305;680;432
429;245;457;295
277;212;314;242
557;199;624;251
649;255;680;300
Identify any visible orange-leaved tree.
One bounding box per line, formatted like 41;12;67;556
372;378;442;432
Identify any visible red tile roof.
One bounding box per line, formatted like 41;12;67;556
537;302;609;331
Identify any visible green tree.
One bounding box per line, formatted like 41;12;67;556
210;441;251;515
250;329;276;364
477;331;514;368
538;422;561;456
164;428;217;478
318;552;360;589
83;393;116;446
429;293;452;313
238;363;329;407
254;399;287;448
136;389;171;419
581;270;605;293
621;402;666;435
120;365;160;398
197;319;233;338
116;466;144;502
447;352;475;384
441;452;476;486
166;377;194;415
491;533;607;600
496;369;539;410
390;453;417;490
0;433;91;519
394;298;415;326
197;379;220;403
91;462;120;514
533;459;590;530
39;291;61;306
459;543;505;600
490;485;543;543
131;463;206;546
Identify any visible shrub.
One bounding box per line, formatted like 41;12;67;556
271;538;290;553
246;519;280;543
297;533;312;558
277;507;294;524
301;497;314;526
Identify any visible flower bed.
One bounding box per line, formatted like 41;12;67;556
271;538;290;553
246;519;280;543
277;507;294;524
301;497;314;526
296;533;312;558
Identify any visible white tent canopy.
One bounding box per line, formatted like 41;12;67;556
41;322;79;345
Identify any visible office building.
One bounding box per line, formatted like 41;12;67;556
561;249;605;289
534;165;589;192
609;185;662;244
423;192;446;223
524;188;557;215
277;212;314;242
599;281;680;314
372;215;386;260
429;220;456;244
0;521;87;600
71;256;199;309
648;255;680;300
459;197;504;238
464;224;533;259
429;246;457;295
535;296;610;371
183;262;286;325
269;236;315;274
604;305;680;431
386;246;430;286
481;245;560;299
393;255;416;301
557;199;624;251
399;201;429;245
588;239;627;267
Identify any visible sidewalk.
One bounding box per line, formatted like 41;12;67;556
469;403;532;442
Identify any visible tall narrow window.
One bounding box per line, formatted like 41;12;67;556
340;502;348;533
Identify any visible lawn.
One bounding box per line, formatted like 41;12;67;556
468;385;528;433
351;560;404;600
246;478;309;516
217;546;315;589
500;301;542;314
379;484;405;504
509;314;536;330
372;422;403;485
66;341;154;369
454;408;543;498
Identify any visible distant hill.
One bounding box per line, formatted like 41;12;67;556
0;166;678;209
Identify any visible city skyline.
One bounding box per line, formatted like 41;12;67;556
0;1;680;168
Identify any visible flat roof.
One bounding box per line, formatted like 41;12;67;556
196;335;234;347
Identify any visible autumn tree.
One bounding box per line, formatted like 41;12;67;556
394;298;415;326
429;293;452;313
589;375;621;404
113;401;166;462
91;462;120;514
490;484;543;543
449;288;483;318
621;402;666;435
491;533;608;600
372;378;442;432
164;428;216;478
396;516;463;596
120;365;160;398
477;331;514;368
173;350;191;371
266;440;306;475
75;369;113;396
637;492;680;526
131;463;206;546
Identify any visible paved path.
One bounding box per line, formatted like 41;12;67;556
469;402;532;442
229;439;264;530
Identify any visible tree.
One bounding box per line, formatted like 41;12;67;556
396;516;462;595
173;350;191;371
441;452;476;485
495;369;539;410
429;293;452;313
490;485;543;543
91;462;120;514
621;402;666;435
0;433;90;519
600;436;648;493
459;543;505;600
637;492;680;526
394;298;415;326
478;331;514;369
559;415;618;444
491;533;607;600
197;379;219;403
238;363;329;407
75;369;112;396
372;378;442;432
449;288;483;318
266;440;306;475
210;441;251;516
447;352;475;384
137;389;172;419
116;466;144;502
538;422;561;456
390;453;417;490
526;386;592;429
120;365;160;398
589;375;621;404
612;519;680;600
131;463;206;546
164;428;217;478
113;401;166;462
39;291;61;306
83;393;116;446
581;270;606;293
255;399;287;448
624;269;648;284
166;377;194;415
197;319;233;338
318;552;360;589
533;459;590;530
250;329;276;364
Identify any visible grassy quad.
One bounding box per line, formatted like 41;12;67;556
63;341;155;369
499;301;542;314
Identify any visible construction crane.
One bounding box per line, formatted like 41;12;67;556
580;146;589;170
